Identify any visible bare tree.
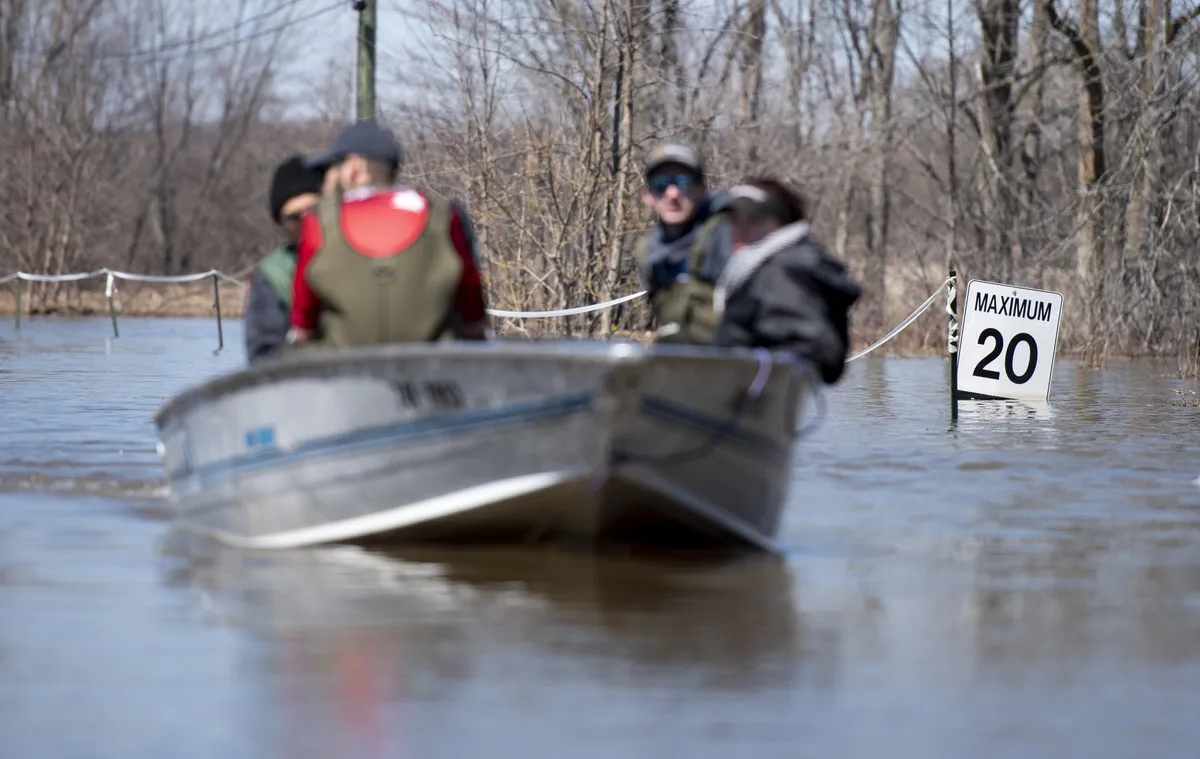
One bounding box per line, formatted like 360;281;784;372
4;0;1200;376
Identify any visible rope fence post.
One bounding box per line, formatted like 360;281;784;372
212;272;224;354
105;272;119;338
14;278;22;331
947;268;959;422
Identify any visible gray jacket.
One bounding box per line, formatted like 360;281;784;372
713;222;862;384
243;249;295;365
636;189;733;293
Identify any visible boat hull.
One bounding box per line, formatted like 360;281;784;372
154;342;807;553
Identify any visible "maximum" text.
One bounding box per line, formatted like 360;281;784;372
974;292;1053;322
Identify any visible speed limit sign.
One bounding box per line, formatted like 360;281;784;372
956;279;1064;402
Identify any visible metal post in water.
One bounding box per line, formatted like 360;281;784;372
947;268;959;421
14;278;22;331
105;273;119;338
212;273;224;354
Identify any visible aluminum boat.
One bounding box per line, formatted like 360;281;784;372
153;341;810;553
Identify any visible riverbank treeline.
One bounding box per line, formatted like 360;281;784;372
1;1;1197;376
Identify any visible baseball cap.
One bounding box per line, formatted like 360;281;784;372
303;120;402;172
728;180;806;225
644;142;704;177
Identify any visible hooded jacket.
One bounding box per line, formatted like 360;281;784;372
713;221;862;384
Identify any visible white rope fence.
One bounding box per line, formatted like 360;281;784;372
846;276;952;362
3;269;954;361
0;268;243;286
486;290;647;318
0;268;639;319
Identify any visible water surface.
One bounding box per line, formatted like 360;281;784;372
1;317;1198;758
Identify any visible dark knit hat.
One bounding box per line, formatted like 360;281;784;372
269;155;323;224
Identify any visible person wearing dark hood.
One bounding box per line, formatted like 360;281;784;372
633;142;733;344
713;177;862;384
244;155;324;364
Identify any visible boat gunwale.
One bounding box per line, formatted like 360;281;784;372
154;340;774;427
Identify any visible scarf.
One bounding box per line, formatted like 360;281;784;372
713;221;811;316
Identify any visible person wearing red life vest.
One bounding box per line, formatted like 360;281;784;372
287;120;491;348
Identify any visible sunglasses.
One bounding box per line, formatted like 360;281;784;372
647;172;700;197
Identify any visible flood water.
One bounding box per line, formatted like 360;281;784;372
1;316;1198;758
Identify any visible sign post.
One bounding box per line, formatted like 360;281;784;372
955;279;1064;402
947;269;959;421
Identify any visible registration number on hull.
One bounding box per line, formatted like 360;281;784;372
389;379;466;411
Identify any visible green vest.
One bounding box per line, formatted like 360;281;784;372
635;213;725;345
304;189;463;348
256;245;295;306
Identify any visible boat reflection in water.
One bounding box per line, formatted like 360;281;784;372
163;532;827;757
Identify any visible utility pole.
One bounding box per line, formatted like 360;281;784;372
353;0;376;121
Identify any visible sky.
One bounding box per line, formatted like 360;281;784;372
194;0;1015;125
267;0;445;121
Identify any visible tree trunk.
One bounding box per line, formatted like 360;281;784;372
738;0;766;163
1045;0;1109;359
1019;0;1049;286
974;0;1021;283
861;0;900;335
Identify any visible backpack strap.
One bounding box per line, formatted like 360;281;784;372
687;211;728;282
315;191;342;243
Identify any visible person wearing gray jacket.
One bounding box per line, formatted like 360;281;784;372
243;156;324;364
713;177;861;384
